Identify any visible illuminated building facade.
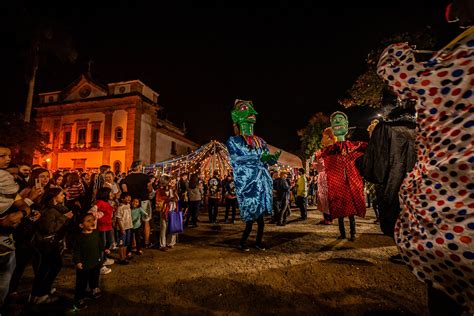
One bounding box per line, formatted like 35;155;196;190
34;74;198;172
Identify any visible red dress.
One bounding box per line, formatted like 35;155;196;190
322;141;367;219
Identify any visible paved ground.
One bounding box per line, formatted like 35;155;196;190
10;206;428;315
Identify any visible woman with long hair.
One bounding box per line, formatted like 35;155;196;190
30;187;73;304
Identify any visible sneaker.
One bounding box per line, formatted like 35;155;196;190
255;244;266;251
349;235;356;242
100;266;112;275
336;235;346;240
91;288;102;299
73;299;88;310
103;258;114;266
239;245;250;252
159;247;168;252
33;294;58;304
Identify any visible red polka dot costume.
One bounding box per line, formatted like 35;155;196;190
377;28;474;312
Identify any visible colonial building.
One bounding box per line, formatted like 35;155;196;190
34;74;199;172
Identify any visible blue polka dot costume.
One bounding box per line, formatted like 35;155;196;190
378;28;474;312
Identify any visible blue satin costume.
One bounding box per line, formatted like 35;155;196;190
226;135;276;222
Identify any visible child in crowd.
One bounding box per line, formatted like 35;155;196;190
130;198;148;255
156;174;178;251
73;213;103;311
116;192;133;264
89;187;115;274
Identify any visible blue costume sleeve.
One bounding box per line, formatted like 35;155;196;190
226;136;273;222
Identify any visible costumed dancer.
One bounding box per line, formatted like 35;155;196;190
226;99;281;251
376;1;473;313
313;127;337;225
322;112;367;241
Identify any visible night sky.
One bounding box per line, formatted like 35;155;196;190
4;1;458;152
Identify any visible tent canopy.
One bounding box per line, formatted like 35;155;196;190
147;140;302;178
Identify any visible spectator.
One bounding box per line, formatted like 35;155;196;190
92;165;111;202
104;171;121;200
121;161;153;248
273;171;291;226
207;170;221;223
177;173;189;218
51;171;64;188
17;163;31;192
91;187;115;274
0;144;38;308
185;173;203;227
295;168;308;220
130;198;147;255
116;192;133;264
73;213;103;311
223;174;237;224
30;187;73;304
155;174;178;251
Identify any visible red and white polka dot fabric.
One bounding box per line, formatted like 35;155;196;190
378;30;474;312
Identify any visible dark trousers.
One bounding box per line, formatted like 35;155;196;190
186;201;200;225
74;264;101;301
338;216;356;237
427;284;464;316
276;199;290;224
240;215;264;246
225;198;237;222
131;227;143;252
9;243;36;294
296;196;307;219
31;246;63;297
208;198;219;223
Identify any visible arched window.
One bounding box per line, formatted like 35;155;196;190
113;160;121;174
115;127;123;142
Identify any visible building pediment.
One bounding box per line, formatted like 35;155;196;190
62;74;108;101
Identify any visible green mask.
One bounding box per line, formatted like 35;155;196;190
330;112;349;141
231;100;258;136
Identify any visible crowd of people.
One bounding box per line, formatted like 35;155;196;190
0;146;315;312
0;1;472;315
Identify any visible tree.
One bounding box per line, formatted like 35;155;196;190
297;112;330;164
339;27;436;109
0;112;50;163
20;14;77;122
